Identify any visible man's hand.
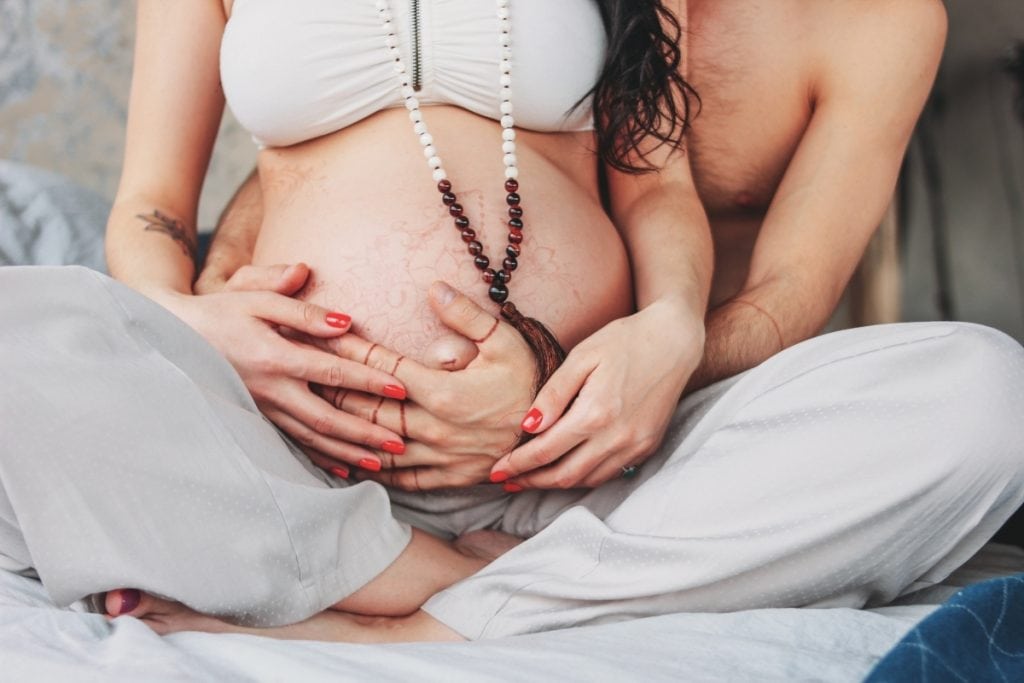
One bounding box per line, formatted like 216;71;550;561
317;282;538;491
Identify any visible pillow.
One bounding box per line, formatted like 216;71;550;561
0;159;109;272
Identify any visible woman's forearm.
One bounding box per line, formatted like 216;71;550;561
106;199;198;299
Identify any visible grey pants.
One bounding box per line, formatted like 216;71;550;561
2;266;1023;638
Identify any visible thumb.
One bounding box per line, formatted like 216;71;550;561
427;281;501;348
225;263;310;295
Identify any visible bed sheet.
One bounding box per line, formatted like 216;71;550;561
2;544;1022;683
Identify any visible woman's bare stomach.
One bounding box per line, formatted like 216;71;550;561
252;107;633;360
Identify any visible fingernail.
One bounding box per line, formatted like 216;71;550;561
503;482;524;493
381;440;405;455
430;281;456;306
359;458;382;472
383;385;407;400
521;408;543;433
118;589;141;615
329;466;350;479
326;312;351;328
490;470;510;484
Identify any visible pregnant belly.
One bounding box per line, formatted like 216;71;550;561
251;108;633;360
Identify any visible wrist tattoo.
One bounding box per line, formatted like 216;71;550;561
136;210;197;261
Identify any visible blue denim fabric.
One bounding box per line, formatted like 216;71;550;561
866;574;1024;682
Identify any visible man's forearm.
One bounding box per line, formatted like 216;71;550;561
685;282;832;393
195;168;263;291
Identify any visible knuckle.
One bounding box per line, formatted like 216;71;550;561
300;302;319;326
311;413;335;436
325;363;347;388
552;473;578;490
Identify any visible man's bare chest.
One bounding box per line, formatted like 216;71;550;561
686;1;815;218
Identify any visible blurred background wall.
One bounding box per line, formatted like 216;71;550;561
0;0;252;227
0;0;1022;341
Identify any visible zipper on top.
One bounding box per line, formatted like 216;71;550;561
411;0;422;91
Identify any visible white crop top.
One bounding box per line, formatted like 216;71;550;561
221;0;607;148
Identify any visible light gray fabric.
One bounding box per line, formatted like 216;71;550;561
0;266;410;627
422;320;1024;638
2;544;1023;682
0;159;109;271
1;265;1022;641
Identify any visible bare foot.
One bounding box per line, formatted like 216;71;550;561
104;589;464;642
453;529;524;562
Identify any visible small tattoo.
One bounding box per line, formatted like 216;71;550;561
136;210;197;260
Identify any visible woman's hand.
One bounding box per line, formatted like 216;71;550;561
312;282;538;491
145;263;409;471
490;299;705;489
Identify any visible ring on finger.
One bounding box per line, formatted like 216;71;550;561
620;465;639;480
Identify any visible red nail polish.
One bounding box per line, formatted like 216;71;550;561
359;458;382;472
383;385;407;400
329;466;350;479
521;408;543;433
503;482;524;493
118;589;141;615
381;440;405;455
326;312;351;328
490;470;510;484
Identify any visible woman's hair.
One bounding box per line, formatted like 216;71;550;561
586;0;700;173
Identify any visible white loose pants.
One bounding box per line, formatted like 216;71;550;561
1;266;1022;638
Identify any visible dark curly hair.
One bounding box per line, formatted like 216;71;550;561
586;0;700;173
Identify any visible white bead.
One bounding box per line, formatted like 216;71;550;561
385;34;398;48
503;154;517;167
505;166;519;180
409;109;423;123
381;10;392;22
502;47;513;59
413;121;427;135
501;115;515;128
405;97;419;110
500;59;512;74
394;61;407;74
428;156;442;169
499;19;511;33
382;20;393;32
433;168;447;182
498;7;510;19
500;74;512;87
375;0;387;10
502;128;516;141
423;145;437;158
500;101;513;115
499;33;511;47
401;85;415;99
503;141;516;153
419;133;433;147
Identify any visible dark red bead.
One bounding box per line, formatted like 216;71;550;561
454;215;470;229
442;192;457;206
506;244;521;258
503;256;518;271
496;269;511;284
509;206;523;218
467;241;483;256
460;228;477;243
508;229;524;244
449;203;464;217
506;193;521;206
474;255;491;270
489;282;510;303
437;179;452;193
483;268;497;284
508;218;523;230
504;179;519;193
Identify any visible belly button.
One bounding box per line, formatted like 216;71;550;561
736;191;757;209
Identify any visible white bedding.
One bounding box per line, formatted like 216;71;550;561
2;544;1022;682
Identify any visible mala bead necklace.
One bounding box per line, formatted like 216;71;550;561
374;0;565;389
